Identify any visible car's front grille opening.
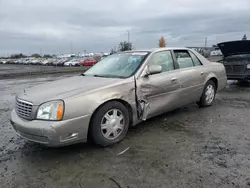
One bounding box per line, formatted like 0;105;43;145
16;98;33;119
225;64;245;74
225;65;233;73
234;65;245;73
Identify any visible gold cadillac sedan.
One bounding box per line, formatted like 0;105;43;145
10;48;227;147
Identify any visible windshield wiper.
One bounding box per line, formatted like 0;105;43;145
93;74;125;79
93;74;108;78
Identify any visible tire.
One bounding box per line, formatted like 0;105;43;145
90;101;130;146
198;80;216;107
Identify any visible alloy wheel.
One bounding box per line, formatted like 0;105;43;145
205;84;215;104
101;109;125;140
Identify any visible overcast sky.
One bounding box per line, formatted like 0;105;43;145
0;0;250;56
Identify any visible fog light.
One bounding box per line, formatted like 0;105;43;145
60;132;78;142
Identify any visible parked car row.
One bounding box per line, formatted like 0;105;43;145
64;57;98;66
0;56;103;66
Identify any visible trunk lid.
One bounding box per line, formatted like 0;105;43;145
217;40;250;57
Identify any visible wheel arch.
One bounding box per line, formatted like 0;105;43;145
87;99;134;140
205;72;218;91
208;77;218;91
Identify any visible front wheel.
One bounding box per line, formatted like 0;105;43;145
198;80;216;107
90;101;129;146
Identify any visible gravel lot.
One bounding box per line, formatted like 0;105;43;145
0;74;250;188
0;64;88;79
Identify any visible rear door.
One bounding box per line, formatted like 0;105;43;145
172;50;205;105
136;50;182;118
188;50;208;85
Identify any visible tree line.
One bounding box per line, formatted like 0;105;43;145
2;34;248;58
111;36;167;54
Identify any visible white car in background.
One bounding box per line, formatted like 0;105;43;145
64;59;79;66
0;60;7;64
41;59;51;65
29;59;40;65
210;50;222;56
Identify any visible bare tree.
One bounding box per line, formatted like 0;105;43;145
118;41;132;51
159;36;166;47
242;34;247;40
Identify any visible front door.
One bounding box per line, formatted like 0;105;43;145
136;50;182;119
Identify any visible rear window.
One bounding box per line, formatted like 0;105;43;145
189;51;202;66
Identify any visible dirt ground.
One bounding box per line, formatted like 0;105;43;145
0;64;88;79
0;74;250;188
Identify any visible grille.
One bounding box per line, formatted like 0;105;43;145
225;65;233;74
233;65;245;73
16;98;33;119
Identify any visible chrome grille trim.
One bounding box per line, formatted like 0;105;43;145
16;98;33;105
16;98;33;120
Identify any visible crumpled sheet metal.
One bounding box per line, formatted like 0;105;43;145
135;78;181;121
139;100;150;121
136;82;152;121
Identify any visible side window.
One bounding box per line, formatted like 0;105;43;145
149;51;174;72
189;51;202;66
174;50;194;69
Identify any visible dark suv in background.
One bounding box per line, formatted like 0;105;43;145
218;40;250;81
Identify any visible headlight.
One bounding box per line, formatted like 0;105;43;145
247;64;250;69
36;100;64;121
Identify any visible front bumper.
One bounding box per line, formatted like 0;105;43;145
10;110;91;147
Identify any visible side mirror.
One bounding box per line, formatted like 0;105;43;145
146;65;162;76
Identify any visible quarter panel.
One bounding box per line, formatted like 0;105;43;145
203;62;227;91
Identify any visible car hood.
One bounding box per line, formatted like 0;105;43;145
217;40;250;57
17;75;122;105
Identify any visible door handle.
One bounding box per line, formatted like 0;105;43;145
171;77;178;82
201;72;204;75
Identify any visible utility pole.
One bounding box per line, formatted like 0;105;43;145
70;41;73;54
127;30;130;43
205;36;207;49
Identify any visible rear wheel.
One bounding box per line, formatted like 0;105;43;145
198;80;216;107
90;101;129;146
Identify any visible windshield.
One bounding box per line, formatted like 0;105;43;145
84;52;149;78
